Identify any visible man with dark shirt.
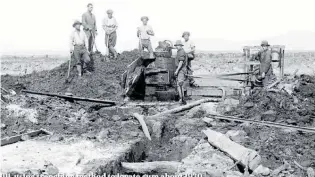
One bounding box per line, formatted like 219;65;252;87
82;3;97;53
174;40;188;105
256;40;275;87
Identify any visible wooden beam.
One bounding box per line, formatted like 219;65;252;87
1;129;51;146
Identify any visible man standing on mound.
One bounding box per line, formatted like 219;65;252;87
70;20;91;77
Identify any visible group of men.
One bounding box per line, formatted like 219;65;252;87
70;3;118;77
69;3;198;79
70;3;274;104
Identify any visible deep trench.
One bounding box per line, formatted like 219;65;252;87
116;115;203;176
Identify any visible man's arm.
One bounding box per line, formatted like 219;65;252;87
110;18;118;33
137;27;141;37
175;51;186;75
69;32;74;53
93;14;97;32
190;42;196;53
82;13;89;30
84;33;89;51
102;18;107;31
148;26;154;36
175;61;183;75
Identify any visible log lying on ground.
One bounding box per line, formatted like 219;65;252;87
121;161;181;174
149;98;219;119
203;129;261;171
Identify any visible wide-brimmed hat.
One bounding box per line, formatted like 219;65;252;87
174;40;184;46
182;31;190;37
107;9;113;14
261;40;270;46
141;16;149;21
72;20;82;27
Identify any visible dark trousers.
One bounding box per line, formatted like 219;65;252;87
73;45;90;68
105;31;118;57
84;30;95;52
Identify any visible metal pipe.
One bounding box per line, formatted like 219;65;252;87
21;90;116;105
207;114;315;133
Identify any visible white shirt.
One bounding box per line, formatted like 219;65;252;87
102;17;118;31
138;25;154;40
182;39;195;53
70;30;89;50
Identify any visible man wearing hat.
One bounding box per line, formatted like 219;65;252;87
102;9;118;59
70;20;91;77
255;40;275;87
174;40;188;105
137;16;155;59
182;31;197;87
82;3;97;53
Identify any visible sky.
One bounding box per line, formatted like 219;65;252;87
1;0;315;55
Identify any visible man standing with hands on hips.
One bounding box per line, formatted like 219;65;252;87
103;9;118;59
137;16;155;59
82;3;97;53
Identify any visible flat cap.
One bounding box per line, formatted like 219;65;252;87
141;16;149;21
107;9;113;14
182;31;190;37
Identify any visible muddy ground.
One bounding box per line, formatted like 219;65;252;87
1;50;315;176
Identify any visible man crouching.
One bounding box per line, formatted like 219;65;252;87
70;20;91;77
174;40;188;105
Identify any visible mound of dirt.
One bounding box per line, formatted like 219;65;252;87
1;50;146;139
223;75;315;173
1;50;141;102
228;75;315;127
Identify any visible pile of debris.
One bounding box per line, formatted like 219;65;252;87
230;75;315;126
1;50;145;139
222;75;315;174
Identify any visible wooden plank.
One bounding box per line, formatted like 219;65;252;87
203;128;261;170
1;129;51;146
